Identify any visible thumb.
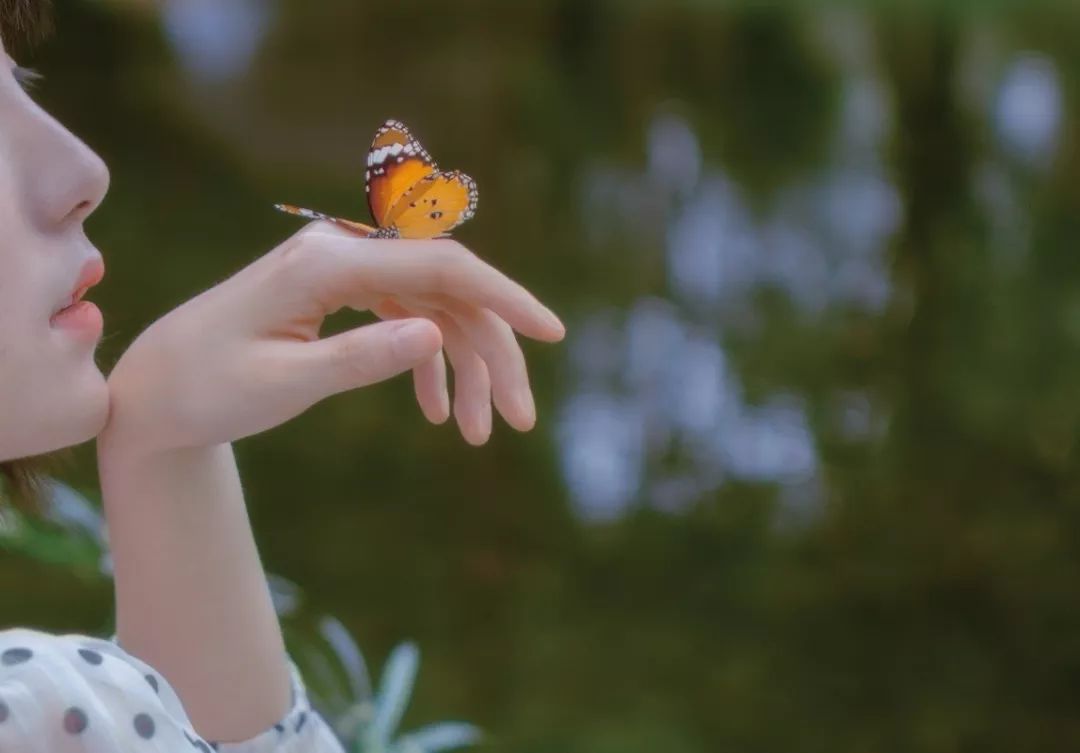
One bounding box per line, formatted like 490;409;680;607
301;317;443;398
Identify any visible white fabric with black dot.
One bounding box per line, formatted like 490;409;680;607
0;628;345;752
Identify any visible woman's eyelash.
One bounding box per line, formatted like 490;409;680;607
12;65;43;90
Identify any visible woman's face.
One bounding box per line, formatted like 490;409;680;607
0;40;111;461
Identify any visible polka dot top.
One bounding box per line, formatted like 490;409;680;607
0;627;345;753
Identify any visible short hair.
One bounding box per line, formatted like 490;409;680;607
0;0;53;49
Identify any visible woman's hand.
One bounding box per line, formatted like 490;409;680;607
97;222;565;457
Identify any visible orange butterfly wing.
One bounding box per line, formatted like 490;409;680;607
384;170;479;239
278;119;478;239
365;120;436;228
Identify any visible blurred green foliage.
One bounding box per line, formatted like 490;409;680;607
1;1;1079;752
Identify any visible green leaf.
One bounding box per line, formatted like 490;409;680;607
369;642;420;745
319;615;373;701
393;722;484;753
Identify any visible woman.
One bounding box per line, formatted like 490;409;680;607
0;2;565;751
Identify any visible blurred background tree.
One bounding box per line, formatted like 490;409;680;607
2;1;1079;751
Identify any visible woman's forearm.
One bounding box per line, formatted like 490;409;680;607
96;437;291;743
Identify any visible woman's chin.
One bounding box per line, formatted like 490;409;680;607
16;368;111;457
84;378;112;440
74;371;111;443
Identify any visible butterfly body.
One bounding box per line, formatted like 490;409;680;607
276;119;478;239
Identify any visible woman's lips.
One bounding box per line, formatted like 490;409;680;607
50;300;104;339
50;255;105;342
52;255;105;317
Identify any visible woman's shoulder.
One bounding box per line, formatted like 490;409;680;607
0;626;147;676
0;625;125;665
0;625;114;643
0;626;345;753
0;625;112;643
0;625;214;751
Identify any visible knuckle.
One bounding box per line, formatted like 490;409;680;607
274;227;329;283
439;238;469;255
445;239;476;265
276;230;313;267
334;336;377;380
333;333;361;364
429;242;471;286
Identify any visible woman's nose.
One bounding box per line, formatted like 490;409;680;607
25;110;110;229
50;135;110;226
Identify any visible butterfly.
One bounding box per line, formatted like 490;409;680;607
275;119;478;239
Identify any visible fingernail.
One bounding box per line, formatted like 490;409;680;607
392;321;437;361
463;411;491;446
515;389;536;427
542;308;565;337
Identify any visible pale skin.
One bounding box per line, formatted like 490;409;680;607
0;41;564;744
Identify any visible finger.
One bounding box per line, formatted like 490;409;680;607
292;317;443;401
428;294;535;432
372;298;450;424
414;348;450;424
291;228;566;343
429;310;493;445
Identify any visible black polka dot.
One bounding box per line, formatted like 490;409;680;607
133;712;155;738
274;722;284;734
63;707;88;734
78;648;103;665
0;700;8;722
1;647;32;666
294;710;307;733
145;674;159;693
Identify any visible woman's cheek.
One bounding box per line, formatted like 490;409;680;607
0;266;109;459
